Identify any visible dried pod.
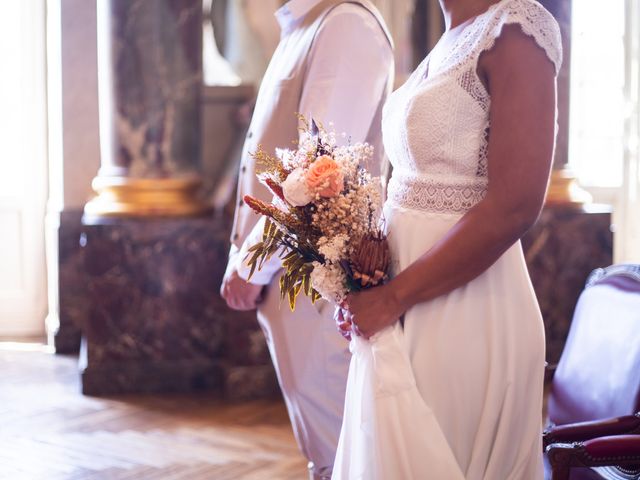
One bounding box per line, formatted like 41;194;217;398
243;195;300;232
350;231;390;287
264;178;286;203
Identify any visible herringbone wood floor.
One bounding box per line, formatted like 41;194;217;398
0;342;307;480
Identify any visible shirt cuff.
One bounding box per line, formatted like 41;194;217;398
224;244;240;279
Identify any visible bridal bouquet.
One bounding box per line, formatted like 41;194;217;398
243;117;390;310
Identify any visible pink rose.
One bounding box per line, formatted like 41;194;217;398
305;155;344;198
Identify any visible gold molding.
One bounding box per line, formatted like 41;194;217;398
545;168;593;207
84;176;211;218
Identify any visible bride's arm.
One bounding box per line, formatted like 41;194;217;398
346;25;558;338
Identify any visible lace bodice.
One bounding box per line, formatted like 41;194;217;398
382;0;562;215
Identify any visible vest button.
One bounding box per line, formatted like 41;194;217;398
233;233;239;241
247;131;253;139
239;198;244;206
241;166;247;173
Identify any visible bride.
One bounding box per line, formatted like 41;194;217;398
333;0;561;478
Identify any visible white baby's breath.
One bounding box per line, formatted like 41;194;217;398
310;262;347;303
276;148;297;170
318;234;349;263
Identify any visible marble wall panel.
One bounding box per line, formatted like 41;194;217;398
522;205;613;366
79;216;276;397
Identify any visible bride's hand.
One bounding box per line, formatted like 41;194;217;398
334;306;353;341
344;285;404;340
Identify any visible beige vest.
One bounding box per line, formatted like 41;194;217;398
230;0;394;249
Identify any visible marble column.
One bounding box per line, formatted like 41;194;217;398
78;0;278;397
85;0;209;217
539;0;592;205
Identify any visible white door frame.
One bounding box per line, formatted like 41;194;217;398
0;0;49;336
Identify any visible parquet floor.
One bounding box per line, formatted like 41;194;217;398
0;341;307;480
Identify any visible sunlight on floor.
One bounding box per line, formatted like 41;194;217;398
0;341;54;353
0;346;306;479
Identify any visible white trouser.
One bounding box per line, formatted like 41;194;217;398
256;278;350;472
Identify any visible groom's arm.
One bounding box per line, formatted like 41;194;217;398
234;5;394;284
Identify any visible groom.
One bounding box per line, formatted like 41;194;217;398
220;0;394;478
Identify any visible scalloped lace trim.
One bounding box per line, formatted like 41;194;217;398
387;174;488;214
435;0;563;112
449;0;563;75
484;0;563;73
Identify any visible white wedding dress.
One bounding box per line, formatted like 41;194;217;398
332;1;562;479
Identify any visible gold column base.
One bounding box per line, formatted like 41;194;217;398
545;168;593;207
84;176;211;218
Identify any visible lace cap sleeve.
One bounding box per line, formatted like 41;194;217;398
482;0;563;74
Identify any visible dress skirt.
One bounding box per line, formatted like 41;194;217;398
332;205;545;480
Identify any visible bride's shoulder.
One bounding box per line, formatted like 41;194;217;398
479;0;563;74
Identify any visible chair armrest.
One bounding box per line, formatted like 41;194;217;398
546;435;640;480
584;434;640;458
543;413;640;449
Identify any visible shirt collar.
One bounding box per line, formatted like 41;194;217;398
275;0;325;32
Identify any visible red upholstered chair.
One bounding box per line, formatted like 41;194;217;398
543;264;640;480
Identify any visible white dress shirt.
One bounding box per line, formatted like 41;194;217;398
232;0;394;285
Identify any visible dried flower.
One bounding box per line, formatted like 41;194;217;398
244;115;389;310
276;148;297;170
350;232;390;288
264;177;285;203
306;155;344;198
243;195;301;233
318;234;349;263
310;261;348;302
253;145;289;182
282;168;313;207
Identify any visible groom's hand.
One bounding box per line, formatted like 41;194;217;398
221;267;264;311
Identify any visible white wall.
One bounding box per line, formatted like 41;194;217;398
45;0;101;342
55;0;101;211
